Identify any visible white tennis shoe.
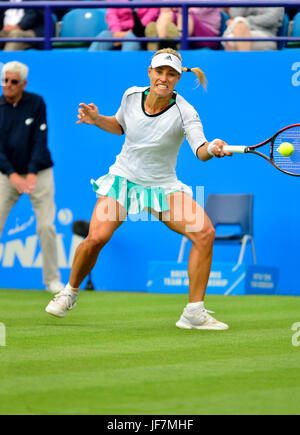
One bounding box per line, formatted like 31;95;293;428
176;307;229;330
46;288;78;318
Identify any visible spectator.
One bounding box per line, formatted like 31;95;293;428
0;61;64;294
222;7;284;51
145;5;221;51
89;0;160;51
0;0;45;51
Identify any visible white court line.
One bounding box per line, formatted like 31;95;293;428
0;323;6;347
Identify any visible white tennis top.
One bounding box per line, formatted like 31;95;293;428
109;86;207;190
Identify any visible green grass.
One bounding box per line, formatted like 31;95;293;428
0;289;300;415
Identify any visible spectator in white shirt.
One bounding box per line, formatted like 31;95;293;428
0;0;45;51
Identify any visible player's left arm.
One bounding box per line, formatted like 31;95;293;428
183;105;231;162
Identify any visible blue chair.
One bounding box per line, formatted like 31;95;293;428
219;11;229;50
178;194;257;267
53;9;108;50
220;11;229;35
284;11;300;49
292;11;300;37
277;13;290;49
60;8;108;38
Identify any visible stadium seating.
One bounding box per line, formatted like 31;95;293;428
220;11;229;35
60;8;107;37
277;13;290;49
292;11;300;38
219;11;229;50
53;8;108;50
286;11;300;49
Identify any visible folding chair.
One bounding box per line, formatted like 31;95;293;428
178;194;257;268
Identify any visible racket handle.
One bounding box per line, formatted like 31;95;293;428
223;146;247;154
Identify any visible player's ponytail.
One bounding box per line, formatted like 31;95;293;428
181;66;207;89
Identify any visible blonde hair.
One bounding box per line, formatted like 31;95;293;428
152;48;207;89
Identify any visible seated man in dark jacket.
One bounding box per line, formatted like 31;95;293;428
0;0;44;50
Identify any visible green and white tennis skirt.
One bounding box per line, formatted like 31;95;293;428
91;174;193;215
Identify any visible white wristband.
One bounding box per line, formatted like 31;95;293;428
207;139;221;157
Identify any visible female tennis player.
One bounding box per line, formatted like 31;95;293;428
46;48;231;330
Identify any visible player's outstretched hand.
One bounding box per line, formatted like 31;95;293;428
209;139;232;158
77;103;99;125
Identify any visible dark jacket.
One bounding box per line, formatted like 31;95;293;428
0;0;45;36
0;91;54;175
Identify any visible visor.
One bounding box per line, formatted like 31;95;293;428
151;53;182;74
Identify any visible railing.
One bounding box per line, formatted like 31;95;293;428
0;0;300;50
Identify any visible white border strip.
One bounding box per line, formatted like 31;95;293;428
225;272;247;296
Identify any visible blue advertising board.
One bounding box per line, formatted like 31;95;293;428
147;261;279;295
0;50;299;295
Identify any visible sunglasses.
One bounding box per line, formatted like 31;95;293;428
2;78;20;85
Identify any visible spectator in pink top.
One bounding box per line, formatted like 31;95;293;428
89;1;160;51
145;4;221;51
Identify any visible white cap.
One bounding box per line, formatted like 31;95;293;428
151;53;182;74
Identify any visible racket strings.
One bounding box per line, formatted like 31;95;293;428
273;126;300;175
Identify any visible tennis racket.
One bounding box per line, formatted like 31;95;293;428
223;124;300;176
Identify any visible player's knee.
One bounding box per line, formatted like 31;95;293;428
193;225;215;250
204;225;216;246
209;225;216;244
86;230;112;249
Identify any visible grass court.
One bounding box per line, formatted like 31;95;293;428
0;289;300;415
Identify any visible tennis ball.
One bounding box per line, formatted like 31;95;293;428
277;142;294;157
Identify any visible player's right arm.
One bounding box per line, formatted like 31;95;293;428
77;103;123;135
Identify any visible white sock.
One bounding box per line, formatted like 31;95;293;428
186;302;205;312
66;283;79;294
